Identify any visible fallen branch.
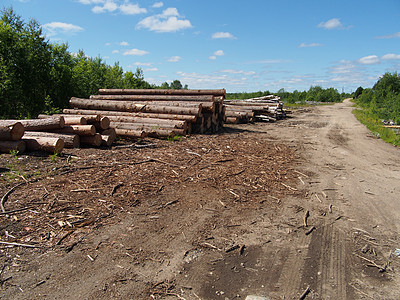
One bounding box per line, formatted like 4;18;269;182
305;226;316;235
0;241;40;248
303;210;310;227
1;182;26;213
299;285;311;300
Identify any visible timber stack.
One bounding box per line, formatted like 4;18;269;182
224;95;286;123
0;120;26;154
63;88;226;139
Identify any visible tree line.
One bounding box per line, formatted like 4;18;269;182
353;72;400;124
227;86;347;103
0;8;186;119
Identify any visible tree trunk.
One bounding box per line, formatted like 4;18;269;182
38;114;87;125
90;94;214;101
0;122;25;141
0;140;26;153
51;125;96;136
80;133;102;147
98;88;226;96
23;137;64;153
114;128;146;138
62;109;197;123
107;116;186;129
69;98;202;115
23;131;80;148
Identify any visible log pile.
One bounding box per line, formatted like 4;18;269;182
224;95;286;123
0;121;26;153
63;88;226;138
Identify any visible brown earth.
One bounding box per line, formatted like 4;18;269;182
0;99;399;299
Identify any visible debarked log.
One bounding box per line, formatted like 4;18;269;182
22;136;64;153
50;125;96;136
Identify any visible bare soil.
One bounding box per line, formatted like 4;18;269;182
1;99;399;299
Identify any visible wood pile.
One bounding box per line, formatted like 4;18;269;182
0;115;116;154
224;95;286;123
63;88;226;138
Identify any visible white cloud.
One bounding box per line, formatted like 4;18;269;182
209;56;217;60
145;67;158;72
318;18;343;30
112;50;119;54
92;1;118;13
105;42;111;46
375;32;400;39
358;55;380;65
214;50;224;56
152;2;163;8
298;42;323;48
382;53;400;60
42;22;84;37
134;62;153;66
330;60;356;74
176;71;248;88
136;7;192;32
168;56;182;62
77;0;104;4
212;32;237;39
120;41;129;46
123;48;149;56
120;3;147;15
219;69;256;76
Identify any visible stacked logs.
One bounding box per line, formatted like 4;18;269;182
0;121;26;153
224;95;286;123
63;89;226;139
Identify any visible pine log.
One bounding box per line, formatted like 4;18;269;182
90;94;214;102
0;122;24;141
17;117;65;131
100;128;117;140
98;88;226;96
23;137;64;153
23;131;80;148
225;117;239;124
80;133;102;147
51;125;96;136
38;114;87;125
107;116;187;129
92;117;110;131
100;133;115;147
0;140;26;153
110;122;184;137
114;128;146;138
69;98;202;115
62;109;197;123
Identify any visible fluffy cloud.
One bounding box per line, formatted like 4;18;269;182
168;56;182;62
145;67;159;72
120;41;129;46
112;50;119;54
298;42;323;48
219;69;256;76
358;55;380;65
318;18;343;30
212;32;237;39
42;22;84;37
136;7;192;32
92;1;118;13
209;50;224;60
123;48;149;56
134;62;153;66
152;2;163;8
382;53;400;60
120;3;147;15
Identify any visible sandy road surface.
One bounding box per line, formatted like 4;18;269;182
1;99;399;299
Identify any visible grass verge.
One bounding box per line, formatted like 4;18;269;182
353;108;400;147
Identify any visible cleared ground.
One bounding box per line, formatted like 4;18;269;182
0;99;399;299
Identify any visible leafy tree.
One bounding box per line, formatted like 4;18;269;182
353;86;364;99
170;80;183;90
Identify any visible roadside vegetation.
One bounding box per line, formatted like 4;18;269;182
227;86;349;105
352;72;400;147
0;7;186;119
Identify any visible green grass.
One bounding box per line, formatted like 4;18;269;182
353;108;400;147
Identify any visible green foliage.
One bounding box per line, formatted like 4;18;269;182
355;72;400;124
353;86;364;99
0;8;187;119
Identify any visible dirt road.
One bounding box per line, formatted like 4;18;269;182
1;99;399;299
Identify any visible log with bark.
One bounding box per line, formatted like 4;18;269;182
23;136;64;153
107;116;187;129
80;133;102;147
50;125;96;136
69;98;202;116
0;122;25;141
100;128;116;147
0;140;26;153
91;116;110;131
17;117;65;131
98;88;226;96
62;109;197;123
38;114;87;125
23;131;80;148
113;128;146;139
110;122;183;137
90;94;215;102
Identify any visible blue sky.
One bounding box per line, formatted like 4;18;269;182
3;0;400;93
